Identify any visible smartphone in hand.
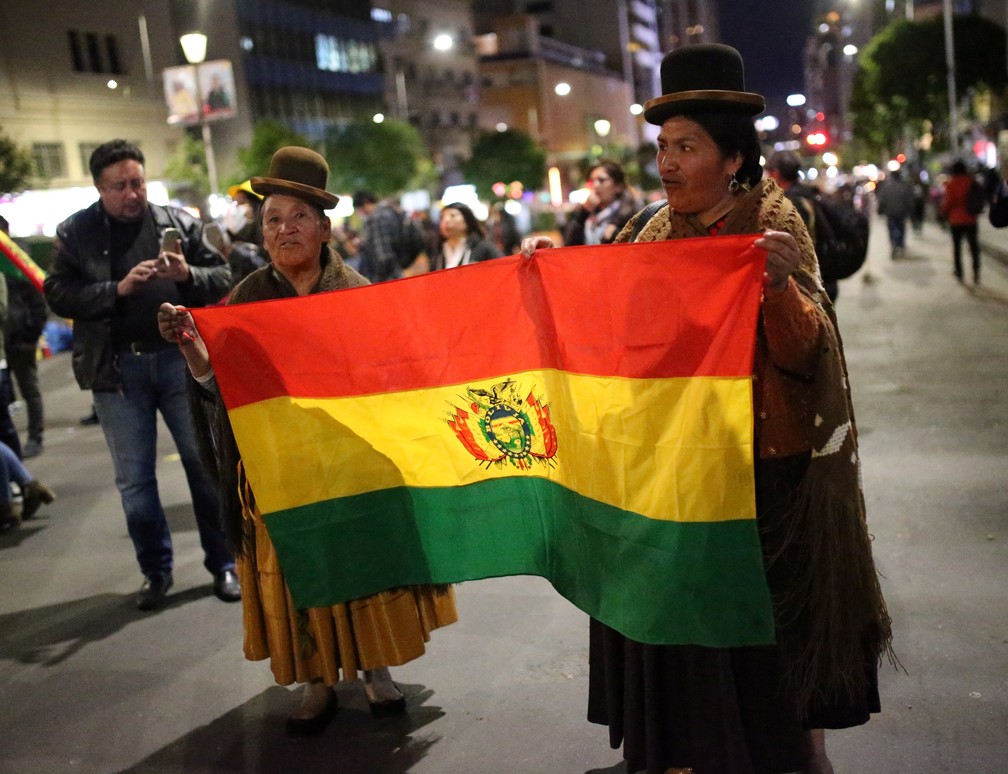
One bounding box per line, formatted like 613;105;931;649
159;227;181;268
160;227;182;254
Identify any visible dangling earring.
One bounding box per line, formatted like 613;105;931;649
728;173;750;194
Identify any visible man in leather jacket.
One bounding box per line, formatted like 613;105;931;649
43;139;239;611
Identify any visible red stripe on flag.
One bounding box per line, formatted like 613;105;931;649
192;234;765;408
0;231;46;293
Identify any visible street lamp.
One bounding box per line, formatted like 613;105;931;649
179;31;220;196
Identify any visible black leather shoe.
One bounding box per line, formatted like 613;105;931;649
136;573;173;611
368;691;407;718
213;569;241;602
285;690;338;738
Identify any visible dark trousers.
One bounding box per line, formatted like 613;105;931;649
950;224;981;281
7;343;43;443
886;215;907;249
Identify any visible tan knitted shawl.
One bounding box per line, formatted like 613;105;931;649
620;179;895;714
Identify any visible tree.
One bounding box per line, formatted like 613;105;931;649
850;15;1007;154
323;119;433;196
0;127;34;194
462;129;547;199
162;132;210;200
236;120;309;183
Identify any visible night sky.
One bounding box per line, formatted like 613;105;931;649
716;0;816;109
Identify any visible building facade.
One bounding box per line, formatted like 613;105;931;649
474;12;637;190
0;0;188;188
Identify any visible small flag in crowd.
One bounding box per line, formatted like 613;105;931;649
0;229;46;292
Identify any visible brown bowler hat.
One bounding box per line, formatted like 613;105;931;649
250;146;339;209
643;44;765;126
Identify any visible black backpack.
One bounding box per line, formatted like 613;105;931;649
397;214;426;268
965;179;987;216
797;194;869;283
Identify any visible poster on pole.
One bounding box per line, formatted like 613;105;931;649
163;60;236;125
163;65;200;125
197;60;237;121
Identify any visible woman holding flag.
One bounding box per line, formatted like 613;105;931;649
157;147;457;737
523;45;892;774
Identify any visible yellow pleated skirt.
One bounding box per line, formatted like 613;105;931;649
237;499;458;687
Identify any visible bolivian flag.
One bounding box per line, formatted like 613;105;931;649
0;229;46;292
191;234;775;647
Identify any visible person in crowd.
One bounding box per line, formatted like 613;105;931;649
330;224;362;273
910;178;928;234
203;223;267;290
0;439;55;531
4;272;48;458
0;262;22;459
765;150;841;302
486;201;522;255
1;214;46;457
522;44;892;774
352;190;420;282
941;160;982;284
429;202;502;270
43;139;239;612
875;169;915;258
224;180;264;248
988;158;1008;228
562;159;643;246
157;147;458;737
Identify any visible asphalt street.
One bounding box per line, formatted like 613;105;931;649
0;213;1005;773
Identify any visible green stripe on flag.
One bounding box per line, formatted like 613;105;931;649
263;477;774;647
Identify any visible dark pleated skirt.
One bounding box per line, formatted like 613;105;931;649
587;454;880;774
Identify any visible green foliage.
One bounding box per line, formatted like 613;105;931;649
162;132;210;198
0;127;34;194
850;15;1007;153
236;121;309;183
462;129;547;199
323;119;432;196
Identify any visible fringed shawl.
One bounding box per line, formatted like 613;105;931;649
620;179;895;715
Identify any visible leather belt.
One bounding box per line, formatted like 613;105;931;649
127;341;171;355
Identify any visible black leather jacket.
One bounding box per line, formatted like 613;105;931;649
44;201;231;391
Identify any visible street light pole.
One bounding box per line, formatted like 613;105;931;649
179;31;220;196
943;0;959;158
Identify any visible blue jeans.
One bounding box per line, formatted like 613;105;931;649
0;440;31;505
886;215;906;249
93;349;233;578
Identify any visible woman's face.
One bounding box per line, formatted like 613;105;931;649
656;116;741;217
588;166;620;206
440;207;466;239
261;194;330;271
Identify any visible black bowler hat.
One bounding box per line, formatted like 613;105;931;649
643;44;765;126
250;146;339;209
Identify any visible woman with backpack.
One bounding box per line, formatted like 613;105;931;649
941;160;983;285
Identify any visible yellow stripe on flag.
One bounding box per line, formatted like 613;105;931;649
229;368;754;523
